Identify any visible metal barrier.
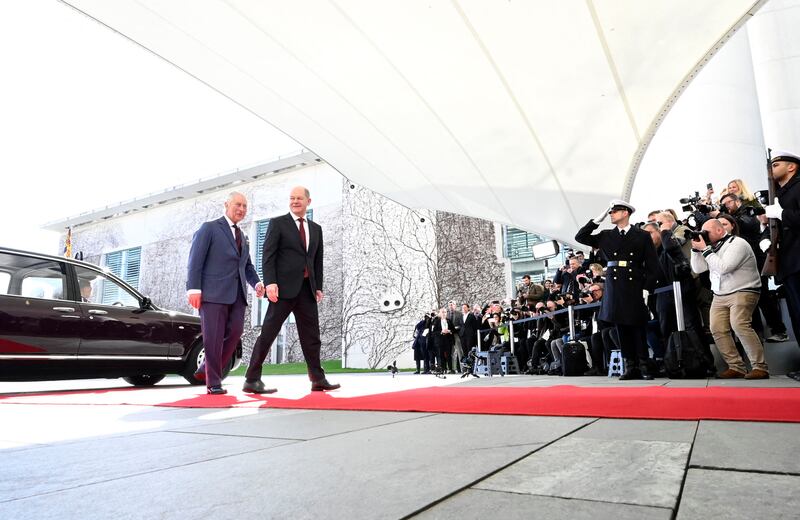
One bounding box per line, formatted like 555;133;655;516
474;285;675;349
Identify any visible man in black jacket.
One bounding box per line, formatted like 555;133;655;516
244;186;340;393
431;309;456;373
576;199;662;380
764;150;800;381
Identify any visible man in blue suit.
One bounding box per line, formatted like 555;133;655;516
187;191;264;394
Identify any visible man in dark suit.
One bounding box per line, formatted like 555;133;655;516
430;308;455;373
460;303;478;355
244;186;340;393
187;192;264;394
575;199;661;380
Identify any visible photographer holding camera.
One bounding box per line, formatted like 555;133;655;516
690;219;769;379
576;199;661;380
652;215;704;332
719;192;789;343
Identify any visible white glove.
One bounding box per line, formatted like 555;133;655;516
764;197;783;220
642;289;650;303
759;238;771;253
593;206;610;225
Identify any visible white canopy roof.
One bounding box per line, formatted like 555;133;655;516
65;0;763;244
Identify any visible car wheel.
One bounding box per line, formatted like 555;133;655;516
183;342;206;385
123;374;166;386
182;341;236;385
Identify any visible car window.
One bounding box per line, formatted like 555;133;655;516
74;265;139;308
0;252;67;301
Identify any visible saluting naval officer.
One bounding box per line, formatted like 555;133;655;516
575;199;662;380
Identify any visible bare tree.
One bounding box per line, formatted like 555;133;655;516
341;182;437;368
435;211;506;307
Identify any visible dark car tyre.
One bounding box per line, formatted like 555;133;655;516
183;341;237;385
123;374;166;386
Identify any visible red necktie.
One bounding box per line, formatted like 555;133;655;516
233;224;242;255
298;217;309;278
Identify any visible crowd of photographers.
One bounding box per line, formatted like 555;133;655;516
412;159;800;381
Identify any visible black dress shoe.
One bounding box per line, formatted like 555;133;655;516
207;386;227;395
242;380;277;394
311;378;341;391
619;367;643;380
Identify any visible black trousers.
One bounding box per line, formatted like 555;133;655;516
246;278;324;382
615;323;650;366
756;276;787;335
781;270;800;344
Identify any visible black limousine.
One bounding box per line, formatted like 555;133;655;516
0;247;240;386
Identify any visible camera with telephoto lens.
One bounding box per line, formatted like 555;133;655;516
742;205;766;217
680;191;718;214
687;229;711;244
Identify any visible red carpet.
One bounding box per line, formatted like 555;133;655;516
2;385;800;422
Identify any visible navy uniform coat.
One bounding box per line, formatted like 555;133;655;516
575;221;661;326
775;174;800;283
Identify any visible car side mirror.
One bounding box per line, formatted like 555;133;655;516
139;297;152;311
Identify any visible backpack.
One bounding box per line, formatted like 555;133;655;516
562;341;589;376
664;329;707;378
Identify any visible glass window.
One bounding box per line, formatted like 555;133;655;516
102;247;141;305
0;252;67;301
75;265;139;308
104;247;141;290
504;227;550;261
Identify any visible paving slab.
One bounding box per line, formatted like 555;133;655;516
415;488;672;520
0;430;293;502
677;468;800;519
476;436;690;508
572;419;697;443
0;414;591;520
691;420;800;474
168;409;433;440
0;404;218;447
0;404;286;449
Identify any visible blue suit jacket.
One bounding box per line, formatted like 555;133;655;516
187;216;260;304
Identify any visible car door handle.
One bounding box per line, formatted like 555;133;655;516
52;307;76;313
88;309;108;315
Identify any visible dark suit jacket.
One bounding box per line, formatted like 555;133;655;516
431;317;455;351
187;216;259;304
461;312;478;343
261;212;323;299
